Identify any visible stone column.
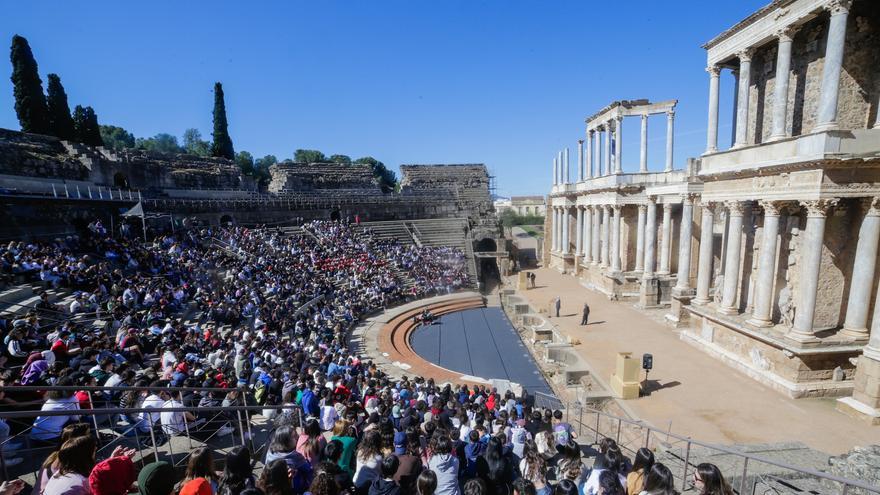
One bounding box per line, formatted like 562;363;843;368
553;157;558;186
867;291;880;360
583;206;593;263
730;69;740;147
734;50;753;148
611;205;622;272
591;206;601;265
604;125;612;176
640;114;648;172
720;201;745;314
659;203;673;274
694;202;716;304
644;198;658;276
748;201;783;326
789;199;836;341
575;206;584;256
557;151;563;184
842;198;880;339
769;28;795;141
595;130;602;177
561;207;570;255
615;116;624;174
586;131;594;179
674;195;695;290
665;110;675;172
577;140;584;182
815;0;852;132
565;148;571;184
635;204;647;272
550;207;558;252
602;206;611;267
706;66;721;153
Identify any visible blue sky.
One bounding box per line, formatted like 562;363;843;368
1;1;768;197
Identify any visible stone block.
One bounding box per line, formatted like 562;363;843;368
857;356;880;379
851;389;880;410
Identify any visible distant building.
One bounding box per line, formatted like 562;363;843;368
496;196;545;216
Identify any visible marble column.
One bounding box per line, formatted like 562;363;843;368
561;207;570;255
564;148;570;184
615;116;624;174
604;125;612;176
577;140;584;182
867;288;880;361
694;202;716;304
665;110;675;172
674;196;695;290
593;130;601;177
644;198;658;276
602;206;611;267
815;0;852;132
557;151;563;184
575;206;584;256
659;203;673;274
748;201;783;326
591;206;601;265
611;205;622;272
789;199;836;341
730;69;740;147
842;198;880;339
639;114;648;172
635;204;647;272
734;50;753;148
586;132;594;179
553;158;558;186
706;66;721;153
769;28;795;141
720;201;745;314
583;206;593;263
551;207;558;252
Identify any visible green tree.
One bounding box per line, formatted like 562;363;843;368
294;149;329;163
45;74;75;140
354;156;397;193
182;128;210;157
136;133;183;154
210;82;234;159
254;154;277;170
72;105;103;146
9;35;49;134
99;125;135;150
235;150;255;175
330;154;352;164
252;154;276;188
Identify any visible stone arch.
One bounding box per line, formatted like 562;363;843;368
475;237;497;252
330;209;341;221
113;172;130;189
219;214;234;226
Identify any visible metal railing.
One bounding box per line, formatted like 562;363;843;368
533;392;877;495
0;386;303;484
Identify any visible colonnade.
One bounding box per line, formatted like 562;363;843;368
549;196;691;282
704;0;853;153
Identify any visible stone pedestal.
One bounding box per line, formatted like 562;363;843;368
639;276;661;308
666;287;695;328
837;355;880;425
610;352;641;400
517;271;529;290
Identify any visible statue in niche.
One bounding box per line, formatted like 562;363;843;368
778;282;795;328
712;268;724;305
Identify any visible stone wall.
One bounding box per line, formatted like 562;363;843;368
0;129;88;180
400;164;493;220
267;162;379;192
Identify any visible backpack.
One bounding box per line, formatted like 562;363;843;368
254;381;267;405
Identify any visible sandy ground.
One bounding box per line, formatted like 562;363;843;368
515;267;880;455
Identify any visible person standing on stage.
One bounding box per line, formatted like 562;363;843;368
554;297;561;318
581;303;590;326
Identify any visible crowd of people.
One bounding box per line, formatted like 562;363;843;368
0;219;737;495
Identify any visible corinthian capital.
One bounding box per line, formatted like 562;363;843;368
776;25;798;43
725;200;746;216
800;199;838;217
706;65;721;77
826;0;853;15
758;200;785;216
737;48;755;63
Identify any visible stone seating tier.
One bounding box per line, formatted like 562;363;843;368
267;163;380;192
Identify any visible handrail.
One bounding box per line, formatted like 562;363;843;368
0;404;294;419
544;396;878;493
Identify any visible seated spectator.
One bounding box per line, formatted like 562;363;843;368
639;463;677;495
368;455;401;495
693;463;734;495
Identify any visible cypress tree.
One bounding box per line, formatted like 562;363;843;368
210;82;234;159
9;35;49;134
46;74;75;140
73;105;103;146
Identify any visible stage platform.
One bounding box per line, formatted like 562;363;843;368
409;306;553;396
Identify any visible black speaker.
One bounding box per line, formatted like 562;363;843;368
642;353;653;370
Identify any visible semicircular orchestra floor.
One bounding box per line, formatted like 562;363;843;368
409;306;553;396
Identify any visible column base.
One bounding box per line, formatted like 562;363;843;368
785;329;821;344
656;270;671;276
746;317;774;328
767;133;788;142
701;147;718;156
812;121;838;133
838;327;870;342
692;297;711;306
717;306;740;315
